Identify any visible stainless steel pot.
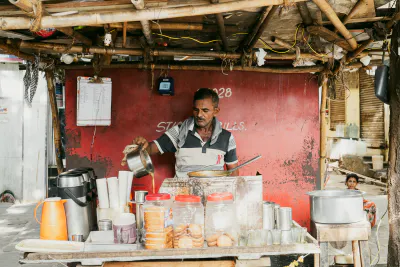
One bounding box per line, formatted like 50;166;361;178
126;146;154;178
308;190;364;224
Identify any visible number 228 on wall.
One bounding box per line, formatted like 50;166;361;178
213;88;232;98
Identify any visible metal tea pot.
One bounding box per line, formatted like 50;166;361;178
126;145;154;178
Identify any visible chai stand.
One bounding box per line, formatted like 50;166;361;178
20;176;320;266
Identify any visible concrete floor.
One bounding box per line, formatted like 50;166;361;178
325;173;389;266
0;203;63;267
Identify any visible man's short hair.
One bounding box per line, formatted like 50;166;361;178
193;88;219;108
346;173;359;183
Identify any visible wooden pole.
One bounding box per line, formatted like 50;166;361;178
387;1;400;265
270;36;295;51
0;0;308;30
307;25;354;51
247;5;278;51
296;2;313;26
8;0;92;46
239;6;270;50
211;0;229;51
45;70;64;174
320;73;328;189
334;0;366;33
131;0;153;45
104;22;204;31
59;62;325;73
0;40;35;61
312;0;358;50
123;22;127;48
386;11;400;29
346;38;373;63
17;40;331;61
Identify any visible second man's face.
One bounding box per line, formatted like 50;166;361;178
193;98;219;128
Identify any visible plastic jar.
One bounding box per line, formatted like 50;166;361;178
143;193;173;249
172;195;204;248
205;192;237;247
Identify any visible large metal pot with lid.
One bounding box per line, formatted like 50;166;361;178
126;145;154;178
307;190;365;224
58;171;90;240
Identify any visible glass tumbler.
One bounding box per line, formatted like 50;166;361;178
271;229;282;245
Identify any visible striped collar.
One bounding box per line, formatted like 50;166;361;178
183;117;222;146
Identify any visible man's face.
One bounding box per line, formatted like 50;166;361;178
193;98;219;128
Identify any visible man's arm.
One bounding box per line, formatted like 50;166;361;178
227;163;239;176
133;137;160;156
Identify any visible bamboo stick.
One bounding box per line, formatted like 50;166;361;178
296;2;313;26
131;0;153;45
59;62;325;73
247;5;278;50
270;36;295;51
123;22;127;48
0;0;308;30
239;6;270;50
334;0;366;33
0;40;35;61
17;40;331;61
320;73;328;189
311;0;358;50
346;38;373;63
211;0;229;51
107;22;203;31
8;0;92;46
45;69;64;174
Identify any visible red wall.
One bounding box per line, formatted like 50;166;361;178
65;69;319;227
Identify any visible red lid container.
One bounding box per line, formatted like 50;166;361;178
175;195;201;203
207;192;234;202
145;193;171;201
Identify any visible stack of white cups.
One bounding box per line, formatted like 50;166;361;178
95;171;134;222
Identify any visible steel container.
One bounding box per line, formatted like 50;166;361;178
126;148;154;178
278;207;292;230
263;202;275;230
308;190;364;224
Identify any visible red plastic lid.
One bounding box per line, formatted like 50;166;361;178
145;193;171;201
207;192;234;202
175;195;201;203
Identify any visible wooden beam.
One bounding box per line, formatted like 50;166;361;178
346;38;374;63
307;25;354;51
296;2;313;26
0;0;308;30
247;5;278;51
239;6;270;50
131;0;153;45
0;40;35;61
103;261;235;267
312;0;358;50
59;62;325;73
8;0;92;46
45;69;64;175
323;16;390;25
320;73;328;189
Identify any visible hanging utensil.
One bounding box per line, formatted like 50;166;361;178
187;155;262;178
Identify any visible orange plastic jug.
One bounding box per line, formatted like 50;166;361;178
34;197;68;240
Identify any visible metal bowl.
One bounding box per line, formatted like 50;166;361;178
126;148;154;178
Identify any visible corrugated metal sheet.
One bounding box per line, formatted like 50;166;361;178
330;74;347;130
360;70;385;147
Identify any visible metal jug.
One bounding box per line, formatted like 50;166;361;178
126;145;154;178
58;171;90;241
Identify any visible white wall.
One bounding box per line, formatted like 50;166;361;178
0;64;48;202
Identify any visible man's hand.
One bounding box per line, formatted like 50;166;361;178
133;136;149;151
227;162;239;176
